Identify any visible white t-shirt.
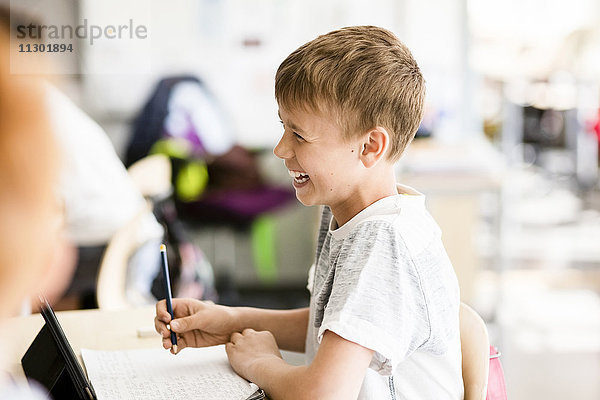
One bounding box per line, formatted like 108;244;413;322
305;184;464;399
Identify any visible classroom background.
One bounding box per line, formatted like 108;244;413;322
7;0;600;398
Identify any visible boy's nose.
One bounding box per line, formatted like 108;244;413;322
273;132;293;160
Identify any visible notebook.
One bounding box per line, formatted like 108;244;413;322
21;298;265;400
81;346;265;400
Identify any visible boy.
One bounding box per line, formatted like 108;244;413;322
155;26;464;399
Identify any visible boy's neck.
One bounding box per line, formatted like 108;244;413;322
329;168;398;227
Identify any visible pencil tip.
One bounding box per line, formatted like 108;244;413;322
160;244;166;251
172;345;178;354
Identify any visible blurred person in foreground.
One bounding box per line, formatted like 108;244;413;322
1;6;164;311
0;11;74;399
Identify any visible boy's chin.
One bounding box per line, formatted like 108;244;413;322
295;193;317;207
296;197;312;206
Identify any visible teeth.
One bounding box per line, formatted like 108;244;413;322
288;170;308;178
288;170;309;183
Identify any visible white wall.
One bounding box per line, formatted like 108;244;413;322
75;0;472;151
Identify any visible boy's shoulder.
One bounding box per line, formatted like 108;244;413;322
323;192;442;257
351;212;441;258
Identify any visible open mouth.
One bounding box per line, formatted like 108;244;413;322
288;170;310;184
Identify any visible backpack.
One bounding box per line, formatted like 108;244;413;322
150;196;218;302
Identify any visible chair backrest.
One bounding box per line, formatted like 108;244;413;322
96;201;152;310
126;153;172;199
460;302;490;400
96;155;171;310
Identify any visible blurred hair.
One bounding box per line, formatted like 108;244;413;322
0;12;60;317
275;25;426;161
0;4;43;38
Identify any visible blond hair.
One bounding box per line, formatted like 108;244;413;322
275;26;425;161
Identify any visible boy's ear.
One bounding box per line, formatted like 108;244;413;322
359;126;389;168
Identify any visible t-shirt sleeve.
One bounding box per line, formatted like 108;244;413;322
316;221;431;375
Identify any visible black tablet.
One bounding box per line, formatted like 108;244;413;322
21;296;97;400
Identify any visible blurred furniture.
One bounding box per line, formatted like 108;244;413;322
501;85;598;190
96;202;153;309
399;138;504;303
460;302;490;400
127;154;172;199
96;155;172;310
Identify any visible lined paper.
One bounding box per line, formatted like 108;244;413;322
81;345;258;400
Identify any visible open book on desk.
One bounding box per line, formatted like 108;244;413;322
81;345;265;400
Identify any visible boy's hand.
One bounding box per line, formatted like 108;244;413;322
154;298;239;353
226;329;283;382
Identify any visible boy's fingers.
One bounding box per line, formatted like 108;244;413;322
176;336;187;351
164;336;187;353
154;316;171;337
230;331;242;343
154;310;174;330
169;315;201;333
160;311;173;323
155;300;172;322
155;299;166;315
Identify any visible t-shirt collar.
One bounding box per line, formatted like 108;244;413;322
329;183;425;239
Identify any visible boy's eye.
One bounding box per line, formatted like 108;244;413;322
278;119;304;141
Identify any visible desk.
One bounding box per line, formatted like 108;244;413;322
3;306;159;380
3;305;305;384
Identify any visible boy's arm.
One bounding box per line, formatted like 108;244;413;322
227;329;373;400
236;307;309;352
156;299;309;353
